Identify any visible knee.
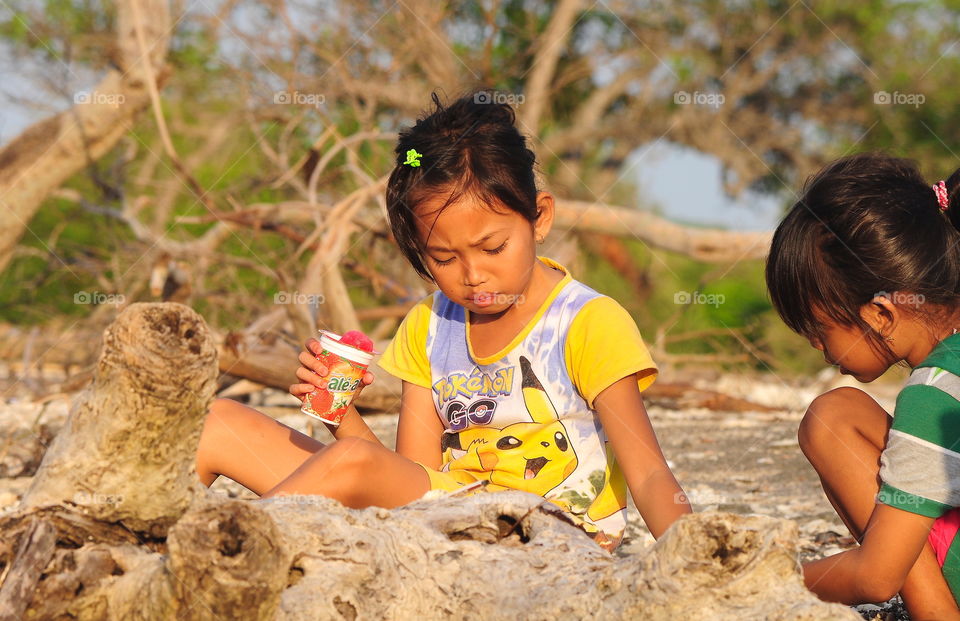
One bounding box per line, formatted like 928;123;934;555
201;399;257;453
206;398;235;425
798;387;873;459
322;437;381;475
197;399;240;484
315;438;383;503
202;399;235;439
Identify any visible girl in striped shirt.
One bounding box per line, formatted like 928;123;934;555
766;153;960;619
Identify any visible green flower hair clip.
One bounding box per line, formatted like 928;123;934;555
403;149;422;167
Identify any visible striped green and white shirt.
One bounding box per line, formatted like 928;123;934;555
879;334;960;517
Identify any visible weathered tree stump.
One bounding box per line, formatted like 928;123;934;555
20;303;217;536
0;303;858;620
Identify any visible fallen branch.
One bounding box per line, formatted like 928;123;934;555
0;0;172;274
553;199;771;262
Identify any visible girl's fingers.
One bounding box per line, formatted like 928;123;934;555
289;383;316;398
306;338;321;355
295;366;325;388
361;371;375;386
298;351;328;376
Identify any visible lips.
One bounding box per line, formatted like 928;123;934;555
472;292;497;306
524;456;548;480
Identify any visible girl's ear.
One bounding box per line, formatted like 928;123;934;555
533;192;555;242
860;293;900;338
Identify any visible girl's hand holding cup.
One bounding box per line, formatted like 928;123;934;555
289;331;376;425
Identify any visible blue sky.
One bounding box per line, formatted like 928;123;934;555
631;142;784;232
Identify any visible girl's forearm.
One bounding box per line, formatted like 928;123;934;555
329;405;384;446
803;551;878;604
633;469;691;539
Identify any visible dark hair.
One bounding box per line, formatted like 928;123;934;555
766;152;960;352
386;91;539;280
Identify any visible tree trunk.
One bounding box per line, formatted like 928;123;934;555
0;0;171;274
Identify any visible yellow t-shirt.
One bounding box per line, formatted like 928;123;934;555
379;257;657;550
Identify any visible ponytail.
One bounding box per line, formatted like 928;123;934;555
945;168;960;231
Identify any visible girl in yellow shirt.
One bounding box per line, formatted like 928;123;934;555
195;92;689;549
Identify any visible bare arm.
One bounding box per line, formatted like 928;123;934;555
593;376;691;538
395;381;445;468
804;504;959;619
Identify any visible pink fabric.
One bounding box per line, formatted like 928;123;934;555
929;507;960;567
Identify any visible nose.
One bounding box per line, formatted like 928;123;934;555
460;256;486;287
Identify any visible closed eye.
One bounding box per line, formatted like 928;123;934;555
484;241;507;255
430;255;455;266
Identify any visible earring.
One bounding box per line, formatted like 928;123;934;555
536;235;544;244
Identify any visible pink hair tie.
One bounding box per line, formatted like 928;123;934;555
934;180;949;212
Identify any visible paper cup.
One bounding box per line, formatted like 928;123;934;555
300;330;376;425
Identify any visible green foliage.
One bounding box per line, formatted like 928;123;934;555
4;0;960;381
578;238;822;377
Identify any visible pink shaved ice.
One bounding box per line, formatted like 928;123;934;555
339;330;374;352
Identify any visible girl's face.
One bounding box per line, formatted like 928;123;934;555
808;318;892;383
413;192;552;316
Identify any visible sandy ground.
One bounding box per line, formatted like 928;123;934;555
0;370;909;619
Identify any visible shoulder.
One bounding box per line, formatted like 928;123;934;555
406;292;436;320
568;294;638;332
894;365;960;440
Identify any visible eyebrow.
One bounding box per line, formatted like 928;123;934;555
425;229;507;253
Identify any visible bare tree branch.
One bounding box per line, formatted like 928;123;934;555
0;0;171;274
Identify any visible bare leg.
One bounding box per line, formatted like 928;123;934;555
263;437;431;509
799;387;960;620
196;398;325;495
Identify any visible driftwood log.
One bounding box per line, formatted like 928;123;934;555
0;303;857;619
